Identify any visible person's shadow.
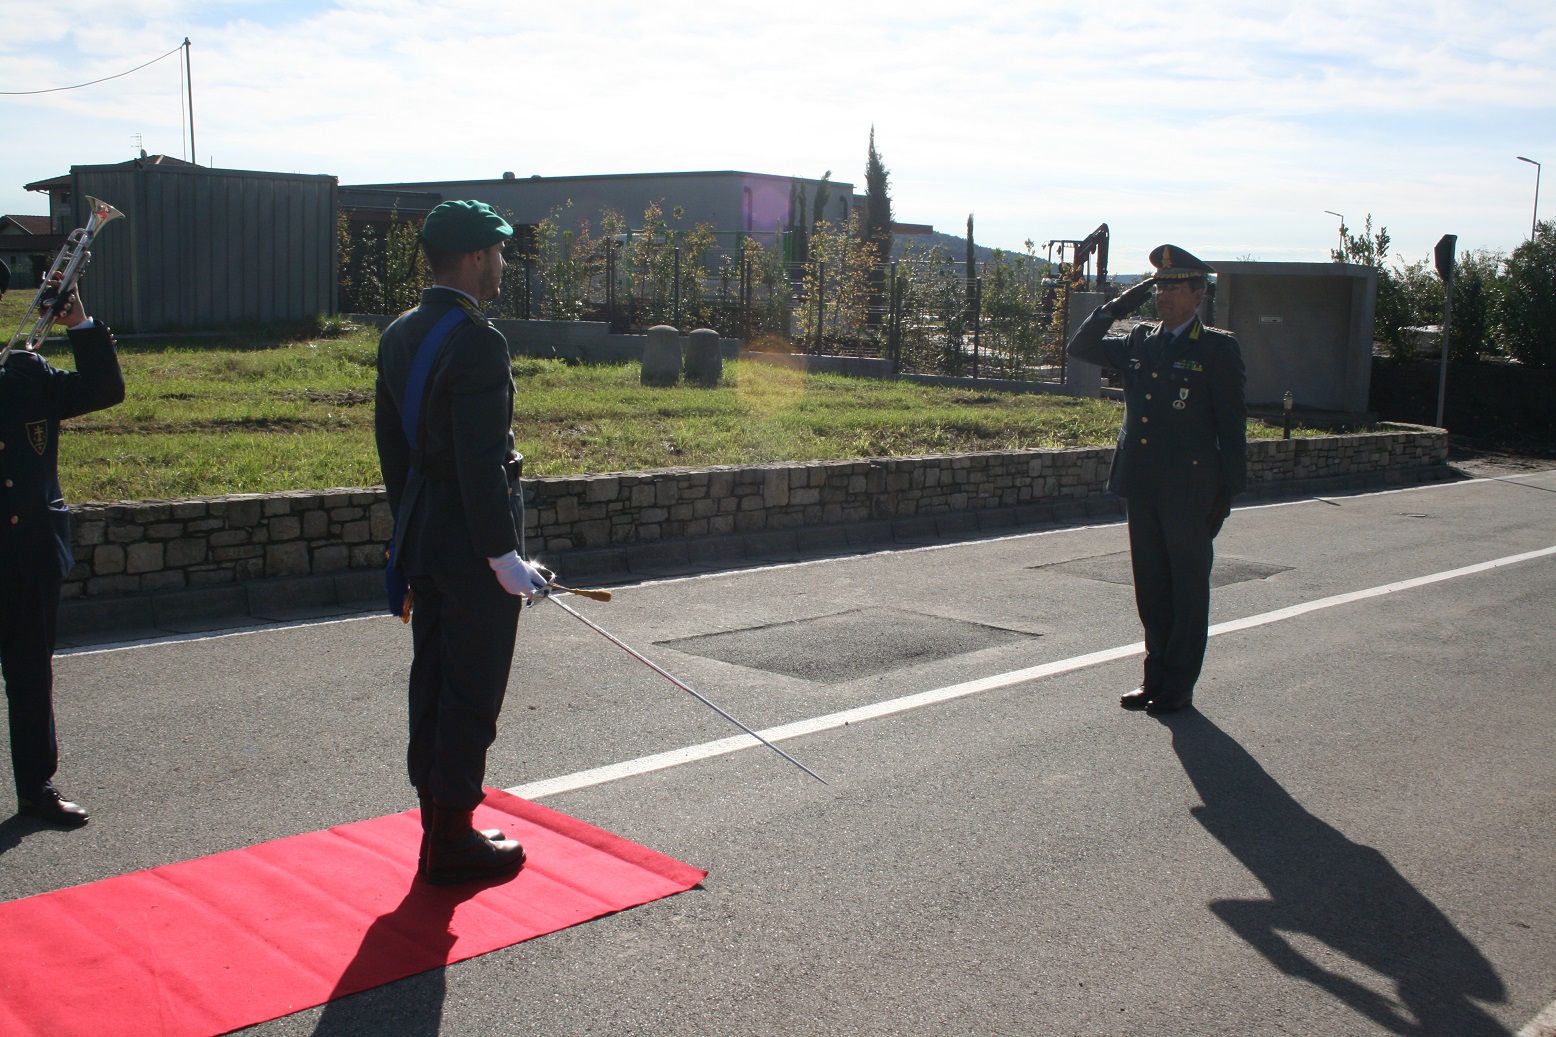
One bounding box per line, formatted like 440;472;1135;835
310;877;488;1036
1164;711;1511;1036
0;815;34;857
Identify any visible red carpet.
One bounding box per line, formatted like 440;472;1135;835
0;789;705;1037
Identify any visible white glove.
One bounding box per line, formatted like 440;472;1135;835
488;551;550;600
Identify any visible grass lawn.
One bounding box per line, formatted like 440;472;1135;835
0;293;1337;505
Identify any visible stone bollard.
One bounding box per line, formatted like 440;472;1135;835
641;324;682;386
685;328;723;386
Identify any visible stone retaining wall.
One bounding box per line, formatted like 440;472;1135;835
63;424;1447;602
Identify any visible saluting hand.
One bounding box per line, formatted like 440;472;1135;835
1105;278;1155;319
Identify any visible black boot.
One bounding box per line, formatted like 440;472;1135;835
421;802;525;886
415;788;506;873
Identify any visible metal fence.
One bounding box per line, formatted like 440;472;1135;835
344;225;1076;381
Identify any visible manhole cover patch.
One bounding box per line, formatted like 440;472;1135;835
659;606;1037;683
1032;552;1292;588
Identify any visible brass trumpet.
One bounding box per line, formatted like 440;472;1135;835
1;196;124;364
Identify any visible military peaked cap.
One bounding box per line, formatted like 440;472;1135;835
421;200;512;253
1149;244;1215;280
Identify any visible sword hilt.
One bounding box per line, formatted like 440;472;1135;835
548;583;612;602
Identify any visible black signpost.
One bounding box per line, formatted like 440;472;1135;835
1434;234;1457;429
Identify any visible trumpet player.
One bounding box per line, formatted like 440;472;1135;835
0;259;126;826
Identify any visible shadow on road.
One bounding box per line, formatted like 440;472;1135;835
310;879;483;1037
1164;711;1512;1036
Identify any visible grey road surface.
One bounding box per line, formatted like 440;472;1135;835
5;469;1554;1036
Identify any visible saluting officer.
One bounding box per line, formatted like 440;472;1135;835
1067;245;1247;714
375;201;551;885
0;259;126;824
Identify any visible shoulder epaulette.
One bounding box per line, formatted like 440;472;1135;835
454;298;490;325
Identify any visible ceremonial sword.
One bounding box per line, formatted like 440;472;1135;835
542;589;828;785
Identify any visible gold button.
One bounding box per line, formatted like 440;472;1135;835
1139;438;1148;444
1145;393;1152;400
1141;416;1149;423
1151;373;1159;379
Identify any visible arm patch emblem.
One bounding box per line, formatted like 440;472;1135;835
26;420;49;455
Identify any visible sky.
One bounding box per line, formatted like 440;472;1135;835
3;0;1552;274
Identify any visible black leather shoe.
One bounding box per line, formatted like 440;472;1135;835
421;803;525;886
18;787;90;826
1145;693;1193;715
416;788;506;872
1120;687;1155;710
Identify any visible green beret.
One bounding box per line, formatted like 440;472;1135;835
1149;244;1215;280
421;200;512;253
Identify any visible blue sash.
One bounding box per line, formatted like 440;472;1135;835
384;307;467;619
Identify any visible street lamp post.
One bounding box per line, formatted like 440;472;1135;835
1324;211;1346;254
1517;157;1540;239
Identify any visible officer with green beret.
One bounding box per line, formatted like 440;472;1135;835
375;200;552;884
1067;244;1247;715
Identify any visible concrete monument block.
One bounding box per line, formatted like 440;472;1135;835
685;328;723;386
641;325;682;386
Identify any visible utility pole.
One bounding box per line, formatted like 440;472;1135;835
184;38;197;164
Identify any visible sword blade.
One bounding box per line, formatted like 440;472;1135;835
545;594;828;785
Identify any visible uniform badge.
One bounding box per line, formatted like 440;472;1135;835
1173;388;1189;411
25;420;49;455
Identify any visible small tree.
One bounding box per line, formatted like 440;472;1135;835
1334;214;1428;358
796;213;879;353
1449;250;1505;361
1495;219;1556;366
895;239;969;375
980;242;1057;379
338;210;427;316
529;202;610;321
738;236;793;344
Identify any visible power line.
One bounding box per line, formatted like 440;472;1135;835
0;44;183;95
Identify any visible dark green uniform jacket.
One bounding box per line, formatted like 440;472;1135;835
1068;307;1247;503
375;288;519;576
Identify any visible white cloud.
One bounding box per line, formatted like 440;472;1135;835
2;0;1551;270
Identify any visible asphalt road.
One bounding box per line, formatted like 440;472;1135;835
5;467;1554;1036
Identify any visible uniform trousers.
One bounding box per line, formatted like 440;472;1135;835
1126;494;1215;698
407;571;523;811
0;572;63;797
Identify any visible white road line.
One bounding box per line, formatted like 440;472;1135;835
1519;998;1556;1037
508;543;1556;800
58;611;383;657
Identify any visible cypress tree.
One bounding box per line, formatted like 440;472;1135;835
864;127;893;259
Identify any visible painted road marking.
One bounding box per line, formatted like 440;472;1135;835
508;543;1556;800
